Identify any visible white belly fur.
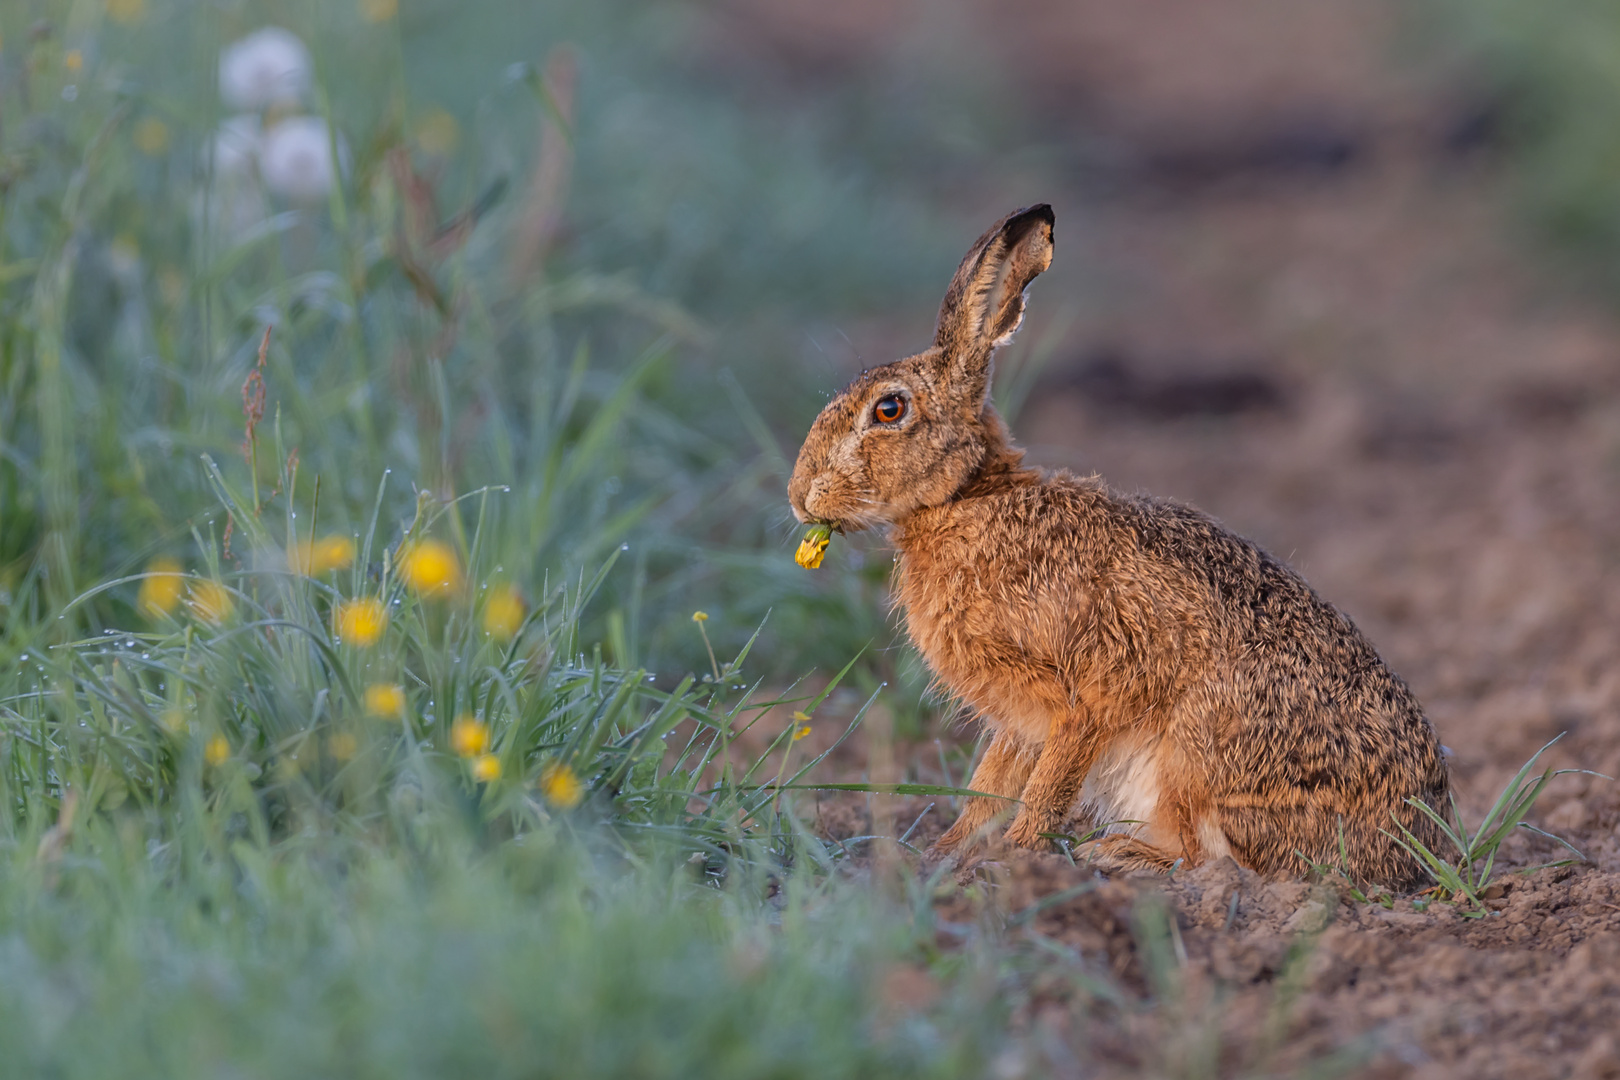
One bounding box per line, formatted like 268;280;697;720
1075;732;1234;861
1077;732;1163;838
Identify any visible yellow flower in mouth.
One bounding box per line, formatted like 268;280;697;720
794;524;832;569
205;735;230;766
450;715;489;757
187;580;235;625
138;558;184;617
540;762;584;809
471;754;501;782
364;683;406;719
333;597;387;647
483;584;525;640
399;539;461;597
291;535;356;575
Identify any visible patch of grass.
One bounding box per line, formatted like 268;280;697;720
0;0;980;689
1385;736;1605;913
4;802;1017;1078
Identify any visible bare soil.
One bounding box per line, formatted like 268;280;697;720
705;2;1620;1075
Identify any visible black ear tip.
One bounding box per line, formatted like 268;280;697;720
1016;203;1054;226
1003;203;1054;242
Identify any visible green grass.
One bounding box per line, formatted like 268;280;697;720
0;0;970;682
0;3;1076;1074
1385;736;1603;914
5;803;1012;1079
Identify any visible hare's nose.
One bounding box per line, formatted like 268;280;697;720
804;476;834;515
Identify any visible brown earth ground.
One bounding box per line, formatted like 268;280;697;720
702;2;1620;1076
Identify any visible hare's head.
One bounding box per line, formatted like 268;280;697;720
788;204;1054;531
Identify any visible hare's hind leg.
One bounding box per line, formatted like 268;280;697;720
1079;834;1182;874
927;731;1035;858
1090;835;1182;873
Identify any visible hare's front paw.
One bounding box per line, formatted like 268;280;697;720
1002;811;1059;851
924;820;975;863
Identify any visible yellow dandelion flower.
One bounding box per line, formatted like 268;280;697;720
138;558;184;618
795;523;832;569
204;735;230;766
399;539;461;597
359;0;397;22
107;0;146;23
333;597;387;646
290;535;356;575
471;753;501;782
328;732;358;762
414;108;460;157
64;49;83;75
133;117;169;156
449;715;488;757
364;683;406;720
540;762;584;809
187;580;235;625
483;584;525;640
691;611;709;623
793;724;812;742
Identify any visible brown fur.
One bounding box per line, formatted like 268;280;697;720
787;204;1450;889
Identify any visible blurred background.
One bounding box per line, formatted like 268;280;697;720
3;0;1620;816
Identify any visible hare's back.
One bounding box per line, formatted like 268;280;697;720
1124;493;1446;794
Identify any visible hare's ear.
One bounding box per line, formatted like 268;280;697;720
932;203;1054;408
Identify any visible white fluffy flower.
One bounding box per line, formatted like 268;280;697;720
259;116;342;202
219;28;311;111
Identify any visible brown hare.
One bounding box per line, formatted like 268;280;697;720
787;204;1450;888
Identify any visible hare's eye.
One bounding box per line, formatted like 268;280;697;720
872;395;906;424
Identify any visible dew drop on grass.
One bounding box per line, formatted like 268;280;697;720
621;543;630;551
141;653;150;660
